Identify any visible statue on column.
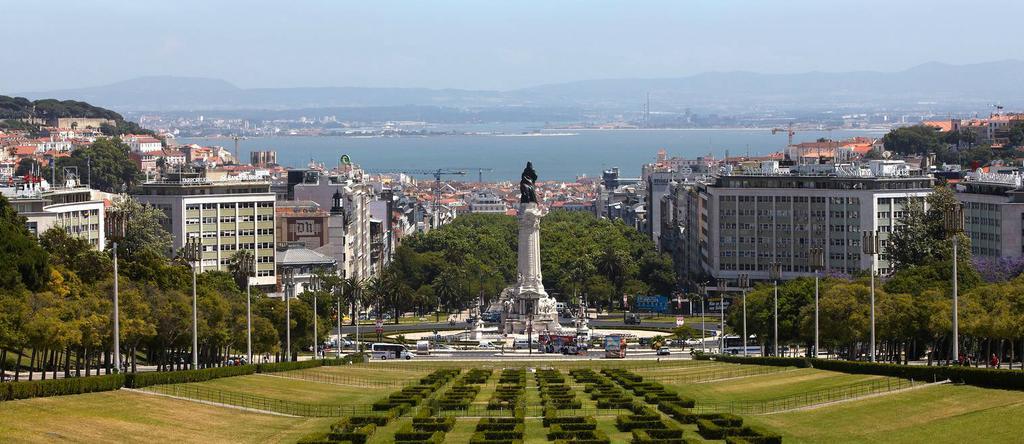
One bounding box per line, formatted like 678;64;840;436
520;162;538;204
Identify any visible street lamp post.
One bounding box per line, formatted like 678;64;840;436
106;210;126;373
944;204;964;364
309;274;321;359
239;253;255;365
769;263;782;356
809;247;824;358
862;231;879;362
698;283;707;354
282;268;294;362
183;237;202;369
335;277;343;358
717;279;728;354
738;274;750;357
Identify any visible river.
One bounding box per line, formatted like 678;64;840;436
180;127;886;181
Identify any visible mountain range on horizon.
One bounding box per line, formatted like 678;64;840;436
10;60;1024;114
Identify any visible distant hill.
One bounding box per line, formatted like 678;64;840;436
0;95;151;135
12;60;1024;112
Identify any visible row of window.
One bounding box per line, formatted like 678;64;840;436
186;202;273;211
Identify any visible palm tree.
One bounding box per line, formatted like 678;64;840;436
596;246;631;306
340;277;364;326
432;268;463;323
227;250;255;289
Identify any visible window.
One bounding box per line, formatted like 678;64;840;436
220;216;236;223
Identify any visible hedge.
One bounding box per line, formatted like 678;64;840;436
0;373;125;401
708;354;1024;391
126;364;256;388
632;428;687;443
394;429;445;444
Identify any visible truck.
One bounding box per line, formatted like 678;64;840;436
604;335;627;358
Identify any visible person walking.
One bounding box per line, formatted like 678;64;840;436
990;353;1000;369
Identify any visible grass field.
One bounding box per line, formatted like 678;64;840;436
746;383;1024;443
0;390;329;443
661;367;895;403
174;373;386;406
4;361;1024;443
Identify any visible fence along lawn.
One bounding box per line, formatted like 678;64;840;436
161;373;385;406
744;383;1024;444
0;389;330;443
660;367;897;402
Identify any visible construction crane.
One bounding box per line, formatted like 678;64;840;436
770;122;796;147
368;168;468;229
231;135;247;165
456;167;494;183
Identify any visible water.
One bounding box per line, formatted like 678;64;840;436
180;128;885;181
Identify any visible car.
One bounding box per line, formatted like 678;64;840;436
478;341;496;349
657;346;671;356
624;312;642;325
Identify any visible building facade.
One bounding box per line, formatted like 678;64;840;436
667;161;934;287
134;172;277;286
955;170;1024;258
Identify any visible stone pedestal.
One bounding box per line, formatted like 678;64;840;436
501;203;561;334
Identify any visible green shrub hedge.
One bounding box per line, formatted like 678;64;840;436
126;364;255;388
710;354;1024;391
0;373;125;401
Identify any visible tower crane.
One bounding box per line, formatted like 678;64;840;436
231;135;247;165
770;122;796;147
367;168;468;229
455;167;494;183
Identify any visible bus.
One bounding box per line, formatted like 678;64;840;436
722;335;761;356
371;343;412;360
604;335;627;358
539;333;586;354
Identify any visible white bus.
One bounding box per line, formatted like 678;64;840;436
371;343;412;360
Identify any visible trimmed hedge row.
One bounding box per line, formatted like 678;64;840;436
708;354;1024;391
0;373;125;401
489;369;526;410
471;415;525;444
127;364;256;388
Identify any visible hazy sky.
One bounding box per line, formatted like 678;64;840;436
3;0;1022;92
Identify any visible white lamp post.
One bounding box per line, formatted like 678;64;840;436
738;273;750;357
809;247;824;358
944;204;964;364
862;231;879;362
106;210;126;373
769;262;782;356
183;237;202;369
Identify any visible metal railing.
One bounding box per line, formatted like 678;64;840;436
273;369;419;388
144;383;376;417
641;363;794;383
691;377;920;414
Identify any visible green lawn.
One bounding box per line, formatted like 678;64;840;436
0;390;329;443
746;384;1024;443
662;367;893;403
7;362;1024;444
179;373;386;406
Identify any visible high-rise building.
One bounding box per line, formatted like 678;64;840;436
665;160;934;286
955;169;1024;258
293;168;373;280
3;184;110;249
134;171;277;286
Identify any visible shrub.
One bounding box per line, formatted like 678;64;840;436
632;427;687;443
413;416;456;432
1;374;125;401
126;365;255;388
327;423;376;444
394;428;445;444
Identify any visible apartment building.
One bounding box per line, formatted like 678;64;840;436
292;168;373;280
134;171;277;286
955;170;1024;258
665;160;934;286
3;185;109;249
468;189;507;213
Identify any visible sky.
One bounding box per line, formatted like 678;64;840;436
3;0;1023;93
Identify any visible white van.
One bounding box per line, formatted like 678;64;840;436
371;343;412;360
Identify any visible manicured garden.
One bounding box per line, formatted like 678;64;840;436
5;359;1024;443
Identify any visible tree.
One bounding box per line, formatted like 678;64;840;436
0;195;49;291
887;186;970;270
111;195;173;260
881;125;946;156
60;138;140;193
